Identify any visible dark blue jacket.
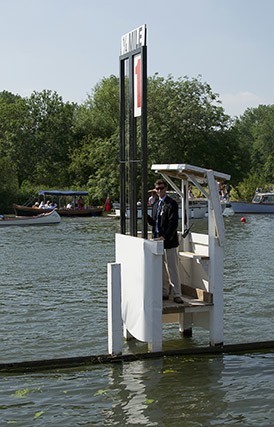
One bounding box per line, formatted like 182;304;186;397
148;195;179;249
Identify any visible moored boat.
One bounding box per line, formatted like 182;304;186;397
111;198;209;220
13;190;104;217
13;204;103;217
0;210;61;226
230;191;274;214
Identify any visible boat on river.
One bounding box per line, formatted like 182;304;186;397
230;191;274;214
112;196;209;220
13;190;104;217
0;209;61;226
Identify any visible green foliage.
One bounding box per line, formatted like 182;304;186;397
147;74;231;163
25;90;77;187
0;156;19;212
1;75;274;211
0;89;77;190
82;75;120;139
232;172;265;201
146;74;240;188
234;105;274;184
0;91;31;186
86;134;120;204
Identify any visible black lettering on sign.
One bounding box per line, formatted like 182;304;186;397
120;25;146;55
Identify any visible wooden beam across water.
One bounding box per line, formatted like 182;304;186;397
1;341;274;374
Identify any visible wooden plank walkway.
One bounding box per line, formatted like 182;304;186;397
163;297;213;314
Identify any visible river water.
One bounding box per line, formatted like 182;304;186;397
0;215;273;426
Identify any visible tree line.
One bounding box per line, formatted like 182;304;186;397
0;74;273;212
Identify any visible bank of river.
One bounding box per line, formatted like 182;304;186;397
0;215;273;425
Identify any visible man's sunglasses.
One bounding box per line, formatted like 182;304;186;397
155;186;165;190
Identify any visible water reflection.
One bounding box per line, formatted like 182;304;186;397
101;356;226;426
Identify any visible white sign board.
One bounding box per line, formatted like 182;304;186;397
120;24;146;55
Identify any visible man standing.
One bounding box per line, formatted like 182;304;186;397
148;179;184;304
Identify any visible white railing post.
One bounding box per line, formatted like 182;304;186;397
207;170;225;345
107;263;123;355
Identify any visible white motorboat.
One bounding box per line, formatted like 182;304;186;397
230;191;274;214
112;197;209;220
0;210;61;226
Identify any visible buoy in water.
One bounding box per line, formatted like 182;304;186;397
240;217;246;223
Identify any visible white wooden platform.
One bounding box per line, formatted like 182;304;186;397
108;164;231;353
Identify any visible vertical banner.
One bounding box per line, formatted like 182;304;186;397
134;54;142;117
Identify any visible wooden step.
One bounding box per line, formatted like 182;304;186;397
162;284;213;314
179;251;209;260
163;296;213;314
181;284;213;303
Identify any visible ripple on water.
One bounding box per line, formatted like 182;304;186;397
0;217;118;362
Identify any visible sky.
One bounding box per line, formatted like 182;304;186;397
1;0;274;117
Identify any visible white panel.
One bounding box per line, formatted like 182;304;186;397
115;234;163;345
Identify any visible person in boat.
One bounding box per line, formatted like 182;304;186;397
225;183;231;201
77;196;85;209
39;201;45;208
48;201;57;209
32;202;39;208
147;179;184;304
188;187;194;199
104;196;112;212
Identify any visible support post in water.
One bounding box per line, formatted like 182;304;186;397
107;263;122;355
